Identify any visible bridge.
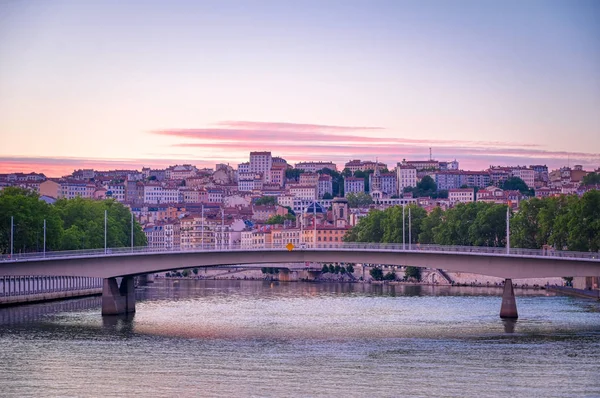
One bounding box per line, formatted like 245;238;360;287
1;243;599;318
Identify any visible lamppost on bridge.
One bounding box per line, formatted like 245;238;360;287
130;212;134;252
43;219;46;257
506;206;510;255
409;207;412;251
221;207;225;250
10;216;14;258
402;205;405;251
313;201;317;248
104;209;107;254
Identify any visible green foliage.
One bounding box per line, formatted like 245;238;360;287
403;176;441;198
582;172;600;186
334;264;341;274
328;264;335;273
266;214;296;224
346;263;355;273
193;268;199;275
383;271;396;280
501;177;530;195
0;187;63;254
418;207;443;244
322;192;333;199
344;192;600;252
369;267;384;281
321;264;329;273
285;169;304;181
54;197;147;250
0;188;146;254
405;266;421;281
182;269;190;277
346;192;374;208
346;205;425;244
255;196;277;206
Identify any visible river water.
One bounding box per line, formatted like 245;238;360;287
1;280;599;397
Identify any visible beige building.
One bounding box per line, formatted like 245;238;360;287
448;188;475;204
39;180;61;198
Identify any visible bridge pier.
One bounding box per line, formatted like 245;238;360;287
500;278;518;319
101;277;136;316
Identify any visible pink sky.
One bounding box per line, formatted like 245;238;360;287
1;120;598;177
1;2;599;177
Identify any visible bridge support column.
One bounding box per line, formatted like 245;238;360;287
102;277;136;316
500;278;518;319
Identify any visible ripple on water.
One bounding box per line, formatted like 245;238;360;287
1;280;599;398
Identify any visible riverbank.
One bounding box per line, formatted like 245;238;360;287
0;288;102;307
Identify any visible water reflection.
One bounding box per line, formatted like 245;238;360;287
102;313;136;333
502;319;517;333
1;280;599;398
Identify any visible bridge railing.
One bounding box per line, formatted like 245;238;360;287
0;242;598;262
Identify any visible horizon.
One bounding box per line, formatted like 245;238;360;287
1;1;599;176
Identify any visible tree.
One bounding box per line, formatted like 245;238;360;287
346;192;373;208
344;209;386;242
582;172;600;186
328;264;335;273
322;192;333;199
418;207;443;244
266;215;286;225
334;264;341;274
565;190;600;252
54;197;146;250
405;266;421;281
501;177;529;194
346;264;355;273
369;267;384;281
193;268;199;275
0;187;63;254
468;204;508;247
285;169;303;181
403;176;438;198
255;196;277;206
383;271;396;280
321;264;329;273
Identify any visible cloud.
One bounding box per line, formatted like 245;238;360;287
0;156;225;178
215;121;385;132
154;128;540;148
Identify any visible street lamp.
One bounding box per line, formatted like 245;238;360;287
402;205;405;250
43;219;46;257
506;206;510;254
409;207;412;251
10;215;14;258
104;209;107;254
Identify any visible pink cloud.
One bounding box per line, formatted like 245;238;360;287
215;121;385;132
154;128;539;148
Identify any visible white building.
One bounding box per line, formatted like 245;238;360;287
294;161;337;173
318;174;333;198
448;188;475;204
249;151;272;182
344;177;364;195
288;184;317;200
511;167;535;189
397;165;417;194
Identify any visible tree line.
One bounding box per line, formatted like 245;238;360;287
0;187;147;254
344;190;600;252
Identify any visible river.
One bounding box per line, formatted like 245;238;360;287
1;280;599;397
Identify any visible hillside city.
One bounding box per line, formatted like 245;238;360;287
1;151;599;251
